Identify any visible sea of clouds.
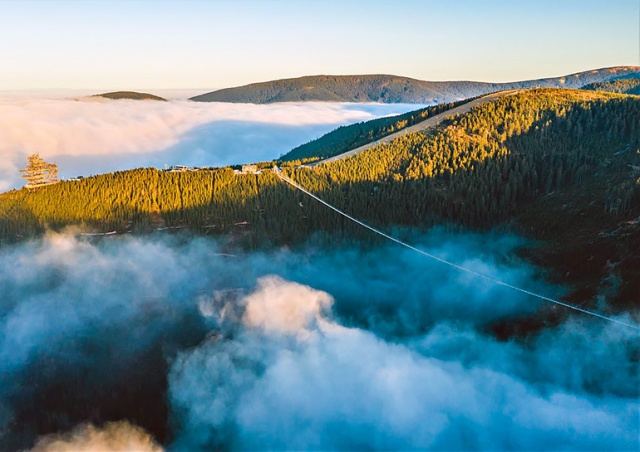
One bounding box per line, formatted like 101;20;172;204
0;231;636;450
0;92;637;450
0;94;422;192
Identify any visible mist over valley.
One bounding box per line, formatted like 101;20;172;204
1;232;637;450
1;85;639;449
1;0;639;448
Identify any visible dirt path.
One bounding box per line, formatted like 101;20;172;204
310;90;520;166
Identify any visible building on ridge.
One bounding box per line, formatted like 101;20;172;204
241;164;258;174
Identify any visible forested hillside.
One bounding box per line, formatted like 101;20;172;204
1;89;639;308
190;66;640;104
93;91;167;101
281;99;469;162
582;78;640;95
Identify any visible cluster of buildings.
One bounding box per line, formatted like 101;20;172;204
164;164;262;175
163;164;217;172
233;164;262;175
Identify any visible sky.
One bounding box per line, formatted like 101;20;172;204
0;0;638;91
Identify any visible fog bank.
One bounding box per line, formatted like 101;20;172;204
0;232;635;449
170;276;637;450
0;96;422;191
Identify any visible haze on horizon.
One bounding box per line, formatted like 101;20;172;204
0;0;638;91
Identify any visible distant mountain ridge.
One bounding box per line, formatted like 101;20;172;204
190;66;640;104
582;78;640;95
93;91;167;101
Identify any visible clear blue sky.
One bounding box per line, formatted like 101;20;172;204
1;0;638;90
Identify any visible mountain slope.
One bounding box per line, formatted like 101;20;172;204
582;78;640;95
2;89;639;311
308;91;516;165
190;66;640;104
281;98;471;162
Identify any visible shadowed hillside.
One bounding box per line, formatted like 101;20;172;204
190;66;640;104
280;98;472;162
582;78;640;95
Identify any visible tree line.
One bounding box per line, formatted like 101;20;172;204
1;89;638;247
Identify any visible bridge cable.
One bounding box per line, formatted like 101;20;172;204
277;172;639;331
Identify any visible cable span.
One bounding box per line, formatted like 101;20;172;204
277;172;639;331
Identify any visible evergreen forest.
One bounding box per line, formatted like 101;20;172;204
1;88;639;308
281;99;470;162
582;77;640;95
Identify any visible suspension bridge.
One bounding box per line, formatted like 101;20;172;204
275;170;639;332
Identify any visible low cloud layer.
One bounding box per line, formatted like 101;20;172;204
0;96;421;191
170;276;637;450
0;232;635;449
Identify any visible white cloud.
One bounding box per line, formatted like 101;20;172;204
170;276;638;450
31;421;162;452
243;275;333;337
3;233;632;450
0;96;421;191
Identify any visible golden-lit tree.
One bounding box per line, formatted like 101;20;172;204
19;154;59;189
